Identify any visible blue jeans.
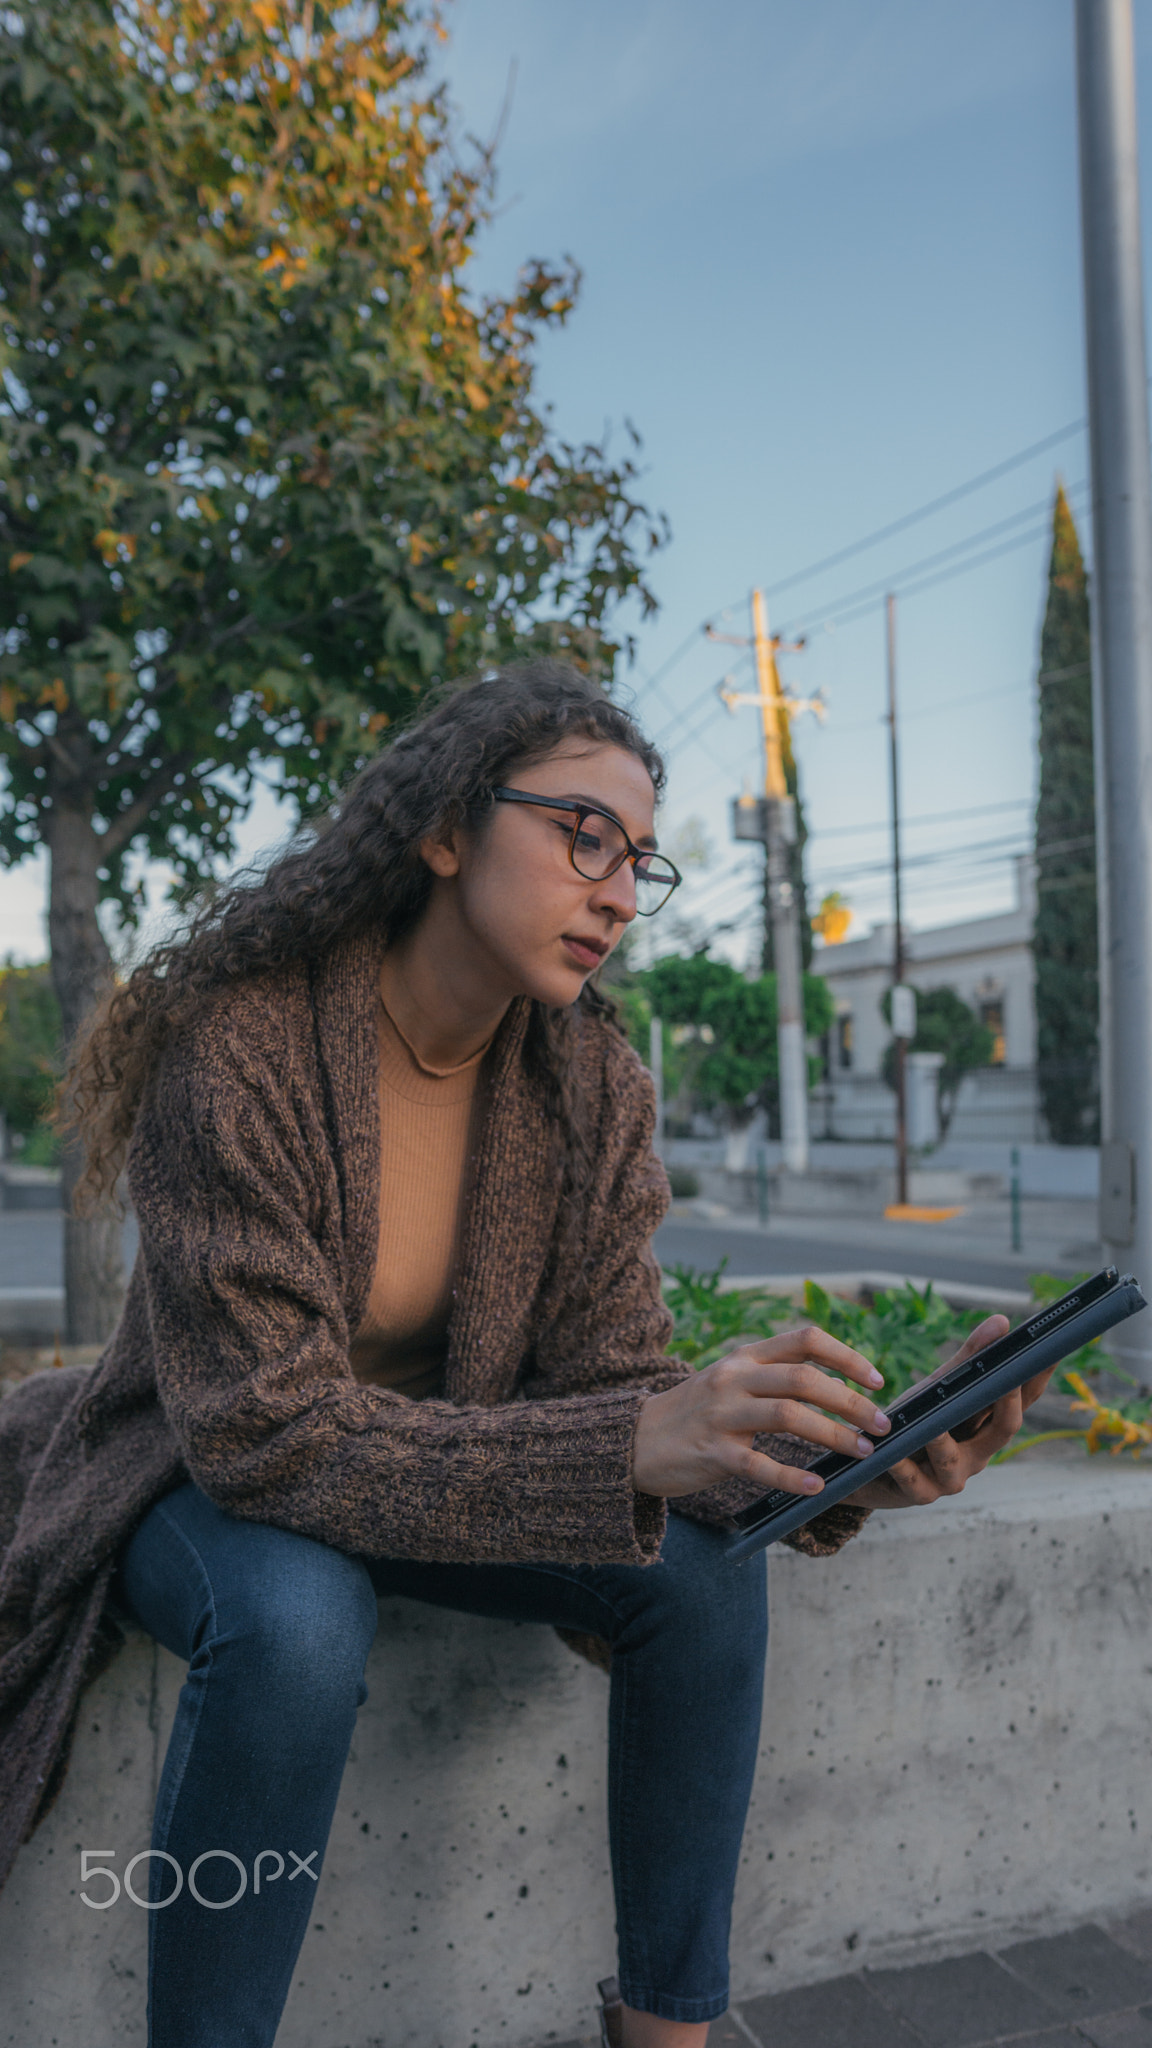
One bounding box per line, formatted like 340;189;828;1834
107;1479;768;2046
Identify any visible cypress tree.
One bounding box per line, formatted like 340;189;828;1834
1032;484;1099;1144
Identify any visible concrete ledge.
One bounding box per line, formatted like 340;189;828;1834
0;1286;65;1341
3;1460;1152;2046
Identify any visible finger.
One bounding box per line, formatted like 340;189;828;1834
730;1357;893;1435
739;1397;880;1463
1020;1363;1058;1409
947;1314;1010;1367
876;1452;945;1506
916;1431;968;1495
721;1442;829;1499
741;1324;885;1391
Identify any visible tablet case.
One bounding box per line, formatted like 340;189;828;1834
725;1274;1146;1563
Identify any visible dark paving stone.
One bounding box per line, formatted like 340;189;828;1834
999;1926;1152;2023
1004;2036;1101;2048
1080;2011;1152;2048
740;1970;922;2048
1110;1914;1152;1964
706;2019;750;2046
864;1950;1055;2046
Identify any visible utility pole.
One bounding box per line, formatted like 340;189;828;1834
1076;0;1152;1378
886;593;909;1207
649;1013;665;1160
714;591;817;1174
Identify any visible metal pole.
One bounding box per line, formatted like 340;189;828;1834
649;1013;665;1161
751;589;809;1175
886;593;909;1208
1076;0;1152;1377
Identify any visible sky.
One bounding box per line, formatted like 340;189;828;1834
3;0;1149;968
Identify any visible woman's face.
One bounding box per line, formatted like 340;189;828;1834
425;740;660;1008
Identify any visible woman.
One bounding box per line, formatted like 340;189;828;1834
3;661;1045;2048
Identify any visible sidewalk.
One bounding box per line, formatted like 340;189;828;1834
553;1911;1152;2047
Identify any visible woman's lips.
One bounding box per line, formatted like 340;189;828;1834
562;934;607;969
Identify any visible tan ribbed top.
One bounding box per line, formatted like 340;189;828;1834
348;997;489;1398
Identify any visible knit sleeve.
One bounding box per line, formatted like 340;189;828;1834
521;1034;868;1562
129;1019;664;1570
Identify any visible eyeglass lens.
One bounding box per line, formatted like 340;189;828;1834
570;813;678;910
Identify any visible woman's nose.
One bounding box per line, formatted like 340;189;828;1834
590;861;638;923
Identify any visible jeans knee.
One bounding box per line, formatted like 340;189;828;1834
625;1514;767;1670
208;1542;378;1706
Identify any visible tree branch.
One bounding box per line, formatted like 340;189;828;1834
99;751;195;858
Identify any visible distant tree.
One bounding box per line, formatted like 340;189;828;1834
1032;485;1098;1144
0;0;663;1337
641;950;832;1135
881;985;994;1142
0;959;61;1157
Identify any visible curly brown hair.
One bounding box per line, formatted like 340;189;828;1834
65;659;665;1218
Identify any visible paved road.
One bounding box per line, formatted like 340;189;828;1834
0;1198;1096;1303
0;1211;137;1289
654;1195;1099;1299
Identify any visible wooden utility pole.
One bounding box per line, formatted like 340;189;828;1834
886;593;909;1205
715;592;813;1174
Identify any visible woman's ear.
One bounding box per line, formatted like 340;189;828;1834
417;828;462;879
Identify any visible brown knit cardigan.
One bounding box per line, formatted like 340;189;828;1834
0;929;868;1894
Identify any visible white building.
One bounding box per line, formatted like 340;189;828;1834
809;856;1040;1143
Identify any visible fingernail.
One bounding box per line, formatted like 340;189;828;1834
867;1367;884;1388
856;1434;874;1457
872;1409;891;1433
801;1472;823;1493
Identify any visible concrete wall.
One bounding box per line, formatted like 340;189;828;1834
3;1460;1152;2047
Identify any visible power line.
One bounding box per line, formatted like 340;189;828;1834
760;418;1085;602
808;797;1031;841
777;484;1087;639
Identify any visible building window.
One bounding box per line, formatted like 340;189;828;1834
837;1014;854;1070
979;998;1006;1066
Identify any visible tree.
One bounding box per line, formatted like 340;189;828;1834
0;959;61;1159
640;951;832;1136
0;0;663;1337
1032;484;1098;1144
880;985;994;1142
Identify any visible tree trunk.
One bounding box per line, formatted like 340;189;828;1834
45;794;125;1344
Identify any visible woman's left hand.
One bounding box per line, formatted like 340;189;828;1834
845;1314;1056;1511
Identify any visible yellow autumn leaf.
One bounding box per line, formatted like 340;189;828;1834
94;529;136;565
408;534;433;565
366;711;390;735
8;552;32;573
0;684;17;723
463;382;489;411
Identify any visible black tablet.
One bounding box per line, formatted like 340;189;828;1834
725;1266;1147;1563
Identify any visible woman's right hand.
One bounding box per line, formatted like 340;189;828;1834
631;1326;891;1500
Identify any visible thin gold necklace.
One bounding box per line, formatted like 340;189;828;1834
379;992;495;1078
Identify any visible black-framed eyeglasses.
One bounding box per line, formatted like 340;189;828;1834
489;786;683;914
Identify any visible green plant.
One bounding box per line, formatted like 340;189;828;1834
666;1168;699;1199
663;1264;1152;1466
663;1263;980;1395
989;1271;1152;1463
